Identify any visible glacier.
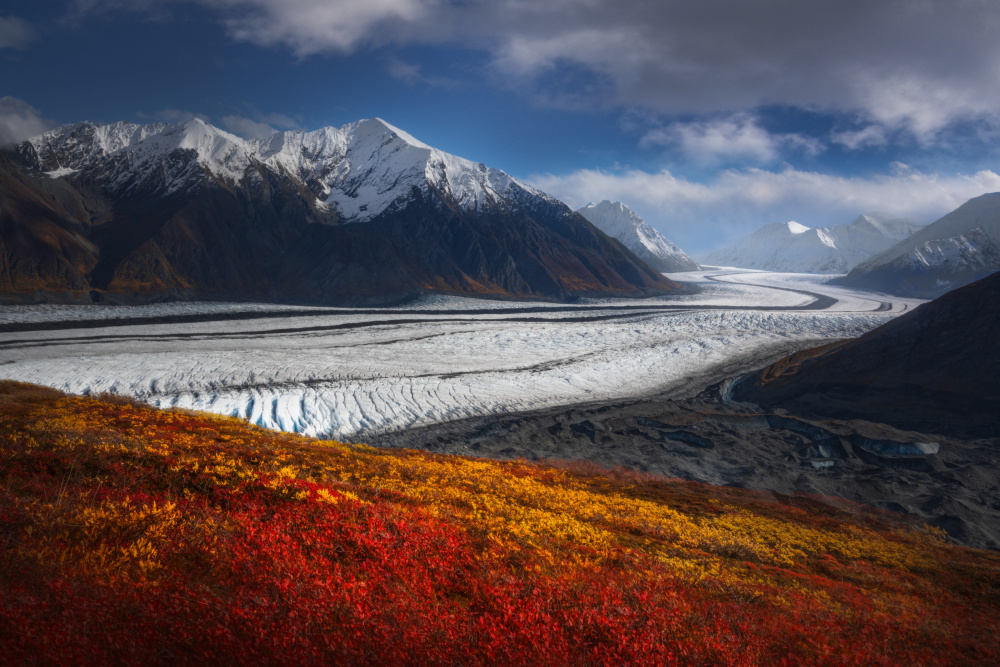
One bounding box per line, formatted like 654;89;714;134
0;271;923;441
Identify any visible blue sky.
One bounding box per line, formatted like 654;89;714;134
3;0;1000;253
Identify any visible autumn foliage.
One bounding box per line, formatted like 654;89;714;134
1;380;998;665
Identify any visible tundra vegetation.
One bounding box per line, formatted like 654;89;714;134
1;381;997;665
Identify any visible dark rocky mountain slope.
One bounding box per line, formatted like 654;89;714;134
838;193;1000;298
734;270;1000;439
0;118;676;305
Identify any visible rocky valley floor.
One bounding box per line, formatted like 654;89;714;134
374;385;1000;550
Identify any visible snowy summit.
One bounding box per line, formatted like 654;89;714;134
841;192;1000;296
576;201;699;272
22;117;549;223
697;214;924;273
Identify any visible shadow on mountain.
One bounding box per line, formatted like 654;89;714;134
734;270;1000;440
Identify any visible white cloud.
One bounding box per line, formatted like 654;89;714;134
386;57;422;83
0;14;37;50
384;57;454;88
221;115;278;139
257;112;300;129
136;108;212;123
211;0;433;56
0;97;55;146
831;125;889;151
221;110;300;140
641;114;823;165
529;165;1000;253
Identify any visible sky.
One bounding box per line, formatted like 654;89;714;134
3;0;1000;253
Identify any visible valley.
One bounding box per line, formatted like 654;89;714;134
0;270;919;441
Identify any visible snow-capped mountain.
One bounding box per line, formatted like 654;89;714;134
840;193;1000;297
575;201;699;272
2;118;676;304
697;214;923;273
22;117;550;219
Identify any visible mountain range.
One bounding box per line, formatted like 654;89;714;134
839;192;1000;297
0;118;676;305
575;201;699;273
698;214;924;273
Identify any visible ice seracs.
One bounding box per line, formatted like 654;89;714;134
840;192;1000;297
698;214;923;273
576;201;699;272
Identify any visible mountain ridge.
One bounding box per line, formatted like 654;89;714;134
575;201;699;272
838;192;1000;297
1;117;677;305
698;213;923;273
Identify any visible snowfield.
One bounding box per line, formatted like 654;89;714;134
0;271;924;441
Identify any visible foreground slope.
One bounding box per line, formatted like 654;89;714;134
840;192;1000;297
2;381;999;664
735;270;1000;439
1;118;675;305
575;201;699;272
699;214;922;273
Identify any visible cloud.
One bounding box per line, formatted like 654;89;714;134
256;112;300;129
220;115;276;139
641;114;823;165
831;125;890;151
385;57;453;87
221;110;300;140
0;97;55;146
210;0;432;56
0;14;37;50
136;108;211;123
529;164;1000;253
71;1;1000;143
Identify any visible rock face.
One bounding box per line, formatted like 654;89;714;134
734;270;1000;439
575;201;699;272
698;214;923;273
0;118;677;304
839;193;1000;297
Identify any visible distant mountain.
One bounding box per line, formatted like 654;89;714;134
698;214;923;273
575;201;699;272
0;118;676;304
839;193;1000;297
735;270;1000;439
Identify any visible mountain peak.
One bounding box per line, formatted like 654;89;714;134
576;201;699;272
361;117;432;150
699;214;925;273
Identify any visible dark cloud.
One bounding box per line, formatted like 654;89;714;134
0;14;37;50
71;1;1000;143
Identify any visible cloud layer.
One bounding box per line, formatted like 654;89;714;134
75;0;1000;144
530;165;1000;252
